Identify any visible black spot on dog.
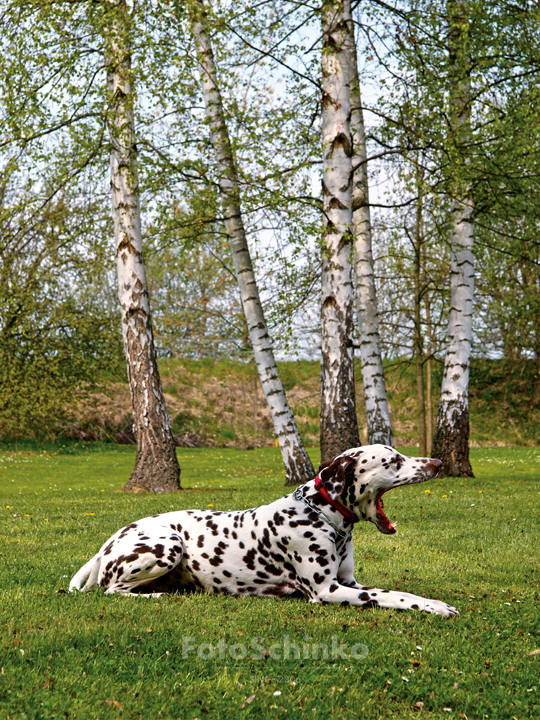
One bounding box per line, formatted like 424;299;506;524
152;544;165;558
243;548;257;570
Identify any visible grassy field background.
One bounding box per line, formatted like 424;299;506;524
1;445;539;719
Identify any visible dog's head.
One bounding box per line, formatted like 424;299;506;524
317;444;442;534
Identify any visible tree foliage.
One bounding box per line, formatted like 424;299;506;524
0;180;123;438
0;0;539;447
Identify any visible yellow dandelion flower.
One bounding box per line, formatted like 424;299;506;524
424;490;431;495
207;504;214;507
442;494;447;498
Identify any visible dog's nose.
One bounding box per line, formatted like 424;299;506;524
430;459;442;469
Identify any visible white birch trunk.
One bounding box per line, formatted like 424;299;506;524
190;1;314;486
105;0;180;492
431;0;474;476
431;199;474;474
347;6;393;447
319;0;360;462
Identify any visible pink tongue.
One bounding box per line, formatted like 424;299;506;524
376;494;395;532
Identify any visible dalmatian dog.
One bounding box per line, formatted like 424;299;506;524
69;445;459;617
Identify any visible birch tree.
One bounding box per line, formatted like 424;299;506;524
431;0;474;476
319;0;360;462
347;6;393;447
104;0;181;492
189;0;315;486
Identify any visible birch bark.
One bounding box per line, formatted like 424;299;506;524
105;0;181;492
347;6;393;447
319;0;360;463
190;0;314;486
431;0;474;476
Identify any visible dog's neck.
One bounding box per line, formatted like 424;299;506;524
301;480;359;529
314;476;359;524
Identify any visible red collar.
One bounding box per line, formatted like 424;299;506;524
314;476;359;524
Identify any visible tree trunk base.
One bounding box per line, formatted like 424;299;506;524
431;401;474;477
320;432;361;466
123;443;181;493
283;443;315;487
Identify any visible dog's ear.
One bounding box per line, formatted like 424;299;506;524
317;460;332;474
317;455;357;502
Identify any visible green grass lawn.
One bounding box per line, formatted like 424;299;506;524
1;445;539;720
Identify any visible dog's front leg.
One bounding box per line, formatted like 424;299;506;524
336;537;364;589
311;581;459;617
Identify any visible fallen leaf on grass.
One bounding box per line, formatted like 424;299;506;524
528;649;540;656
57;589;67;595
42;679;55;689
239;695;256;709
33;593;48;598
13;639;20;648
413;701;424;711
105;700;123;709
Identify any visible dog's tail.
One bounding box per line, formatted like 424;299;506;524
69;553;101;592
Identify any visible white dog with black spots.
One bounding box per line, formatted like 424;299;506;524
69;445;459;617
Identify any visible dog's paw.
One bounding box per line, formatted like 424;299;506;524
424;599;460;617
